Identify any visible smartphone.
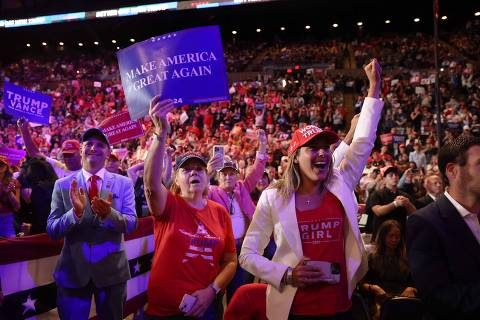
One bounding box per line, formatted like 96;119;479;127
305;260;341;284
411;169;419;174
179;293;197;313
213;145;225;167
330;262;340;275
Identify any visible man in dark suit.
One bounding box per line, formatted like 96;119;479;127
414;174;444;209
47;128;137;319
407;134;480;319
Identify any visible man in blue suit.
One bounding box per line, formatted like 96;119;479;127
47;128;137;319
407;134;480;319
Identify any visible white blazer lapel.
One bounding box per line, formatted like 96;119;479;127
277;195;303;260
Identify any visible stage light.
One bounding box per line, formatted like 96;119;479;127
116;46;120;50
280;27;285;31
59;42;64;46
130;38;135;42
256;28;261;33
475;12;480;17
441;16;447;20
94;41;99;45
385;20;391;24
305;25;311;30
26;43;31;47
232;30;237;35
112;39;117;43
42;42;47;46
440;68;444;72
78;42;83;47
414;18;420;22
357;22;363;26
332;23;338;28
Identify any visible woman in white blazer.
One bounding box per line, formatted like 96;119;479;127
240;59;384;320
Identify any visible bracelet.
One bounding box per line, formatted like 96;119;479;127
393;200;398;208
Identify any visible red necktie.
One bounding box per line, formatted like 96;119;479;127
89;175;99;200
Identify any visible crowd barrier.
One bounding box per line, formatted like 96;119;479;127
0;216;154;319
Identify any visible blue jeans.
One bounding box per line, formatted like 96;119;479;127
0;213;16;238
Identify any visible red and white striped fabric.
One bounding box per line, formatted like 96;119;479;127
0;217;154;319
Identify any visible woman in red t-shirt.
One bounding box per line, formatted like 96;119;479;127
144;97;237;319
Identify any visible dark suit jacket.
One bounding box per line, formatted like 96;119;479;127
47;170;137;288
407;194;480;320
414;194;434;210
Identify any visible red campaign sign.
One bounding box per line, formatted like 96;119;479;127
99;111;144;145
380;133;393;145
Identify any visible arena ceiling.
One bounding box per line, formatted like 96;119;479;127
0;0;478;59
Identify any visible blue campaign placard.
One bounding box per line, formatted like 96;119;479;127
3;82;52;125
117;25;230;120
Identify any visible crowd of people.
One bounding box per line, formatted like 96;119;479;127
0;21;480;319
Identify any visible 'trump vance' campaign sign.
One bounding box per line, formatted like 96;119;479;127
117;25;230;120
3;82;52;125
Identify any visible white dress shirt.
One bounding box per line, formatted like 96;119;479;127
82;168;106;197
444;191;480;245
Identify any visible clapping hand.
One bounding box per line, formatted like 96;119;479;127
91;192;113;219
70;179;87;219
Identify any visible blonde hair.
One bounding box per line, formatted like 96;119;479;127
270;149;333;201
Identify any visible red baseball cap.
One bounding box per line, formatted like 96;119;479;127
61;140;81;154
288;125;339;156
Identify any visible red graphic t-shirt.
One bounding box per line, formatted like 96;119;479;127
291;191;351;316
147;192;236;316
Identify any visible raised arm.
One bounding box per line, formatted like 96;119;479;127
332;114;360;168
127;161;144;184
17;118;43;158
162;146;174;186
144;97;175;219
243;129;268;193
337;59;384;190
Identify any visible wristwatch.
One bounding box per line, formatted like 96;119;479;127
209;283;221;294
286;267;294;285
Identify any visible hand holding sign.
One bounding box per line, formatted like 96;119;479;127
149;96;175;139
